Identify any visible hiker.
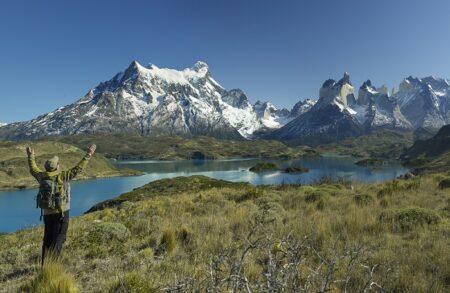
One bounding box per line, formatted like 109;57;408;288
26;144;96;265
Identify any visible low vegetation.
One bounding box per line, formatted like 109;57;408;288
1;174;449;292
47;134;317;160
0;141;140;191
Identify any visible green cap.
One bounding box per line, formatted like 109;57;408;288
44;156;59;171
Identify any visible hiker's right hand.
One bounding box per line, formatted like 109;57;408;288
26;147;34;157
86;144;96;157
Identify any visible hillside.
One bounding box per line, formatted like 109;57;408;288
0;141;139;190
317;129;414;159
401;124;450;173
1;175;449;292
47;134;317;160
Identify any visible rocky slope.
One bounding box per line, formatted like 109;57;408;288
401;124;450;173
0;61;292;140
356;80;412;130
393;76;450;129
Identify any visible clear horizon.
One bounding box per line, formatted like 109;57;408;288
1;0;450;123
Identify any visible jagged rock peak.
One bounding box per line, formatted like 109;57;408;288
360;80;373;89
289;99;316;118
338;72;352;86
322;79;336;88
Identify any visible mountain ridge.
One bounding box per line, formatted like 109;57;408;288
0;61;449;143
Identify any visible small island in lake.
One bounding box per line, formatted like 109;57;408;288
250;163;309;174
249;162;280;172
284;166;309;173
355;158;384;167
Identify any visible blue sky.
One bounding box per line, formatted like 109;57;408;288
1;0;449;123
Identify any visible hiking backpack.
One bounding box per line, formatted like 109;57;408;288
36;176;70;219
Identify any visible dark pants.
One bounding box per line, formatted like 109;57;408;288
42;210;69;265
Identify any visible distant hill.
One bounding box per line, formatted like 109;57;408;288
401;124;450;173
47;134;317;160
317;129;414;159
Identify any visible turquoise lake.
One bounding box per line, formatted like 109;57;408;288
0;155;408;232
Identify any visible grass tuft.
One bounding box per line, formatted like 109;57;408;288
21;260;77;293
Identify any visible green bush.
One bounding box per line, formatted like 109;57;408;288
379;207;441;232
90;222;131;242
354;194;374;206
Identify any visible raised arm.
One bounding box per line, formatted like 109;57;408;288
26;147;42;181
61;144;96;181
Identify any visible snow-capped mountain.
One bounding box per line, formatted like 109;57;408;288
0;122;6;127
1;60;448;143
267;72;448;144
267;73;363;143
392;76;450;129
0;61;292;140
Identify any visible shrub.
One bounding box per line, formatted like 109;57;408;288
379;207;441;232
354;194;374;206
90;222;131;242
21;261;78;293
438;178;450;189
